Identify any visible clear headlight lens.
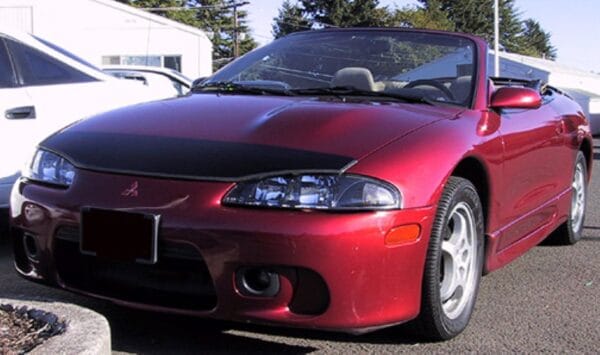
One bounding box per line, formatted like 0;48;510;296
25;149;76;187
223;174;401;210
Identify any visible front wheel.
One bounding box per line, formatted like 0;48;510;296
416;176;484;340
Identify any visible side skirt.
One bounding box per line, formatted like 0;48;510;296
484;188;571;273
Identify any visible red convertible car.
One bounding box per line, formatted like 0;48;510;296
9;29;591;340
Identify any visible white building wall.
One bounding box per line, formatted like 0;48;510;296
0;0;212;78
549;72;600;96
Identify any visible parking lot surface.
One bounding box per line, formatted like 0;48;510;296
1;142;599;354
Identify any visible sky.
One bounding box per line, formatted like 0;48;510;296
245;0;600;73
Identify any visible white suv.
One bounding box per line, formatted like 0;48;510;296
0;29;165;208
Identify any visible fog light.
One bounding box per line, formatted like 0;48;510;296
23;233;39;262
236;267;280;297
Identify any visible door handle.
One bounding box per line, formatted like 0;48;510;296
5;106;36;119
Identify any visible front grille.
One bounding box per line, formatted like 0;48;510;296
54;226;217;311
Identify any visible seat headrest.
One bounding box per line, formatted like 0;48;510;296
450;76;472;103
331;67;378;92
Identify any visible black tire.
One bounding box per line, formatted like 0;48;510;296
546;151;587;245
415;176;484;341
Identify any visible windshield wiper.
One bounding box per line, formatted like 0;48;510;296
192;81;295;96
291;86;437;105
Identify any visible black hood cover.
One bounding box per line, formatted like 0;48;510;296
40;131;355;181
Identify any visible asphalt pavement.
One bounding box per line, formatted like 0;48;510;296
1;142;599;354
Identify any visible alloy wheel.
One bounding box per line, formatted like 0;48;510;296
440;202;478;320
571;161;586;233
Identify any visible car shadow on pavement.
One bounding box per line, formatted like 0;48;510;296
0;210;8;242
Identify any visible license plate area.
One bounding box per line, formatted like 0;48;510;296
80;208;160;264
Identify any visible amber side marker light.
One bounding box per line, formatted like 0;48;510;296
385;224;421;246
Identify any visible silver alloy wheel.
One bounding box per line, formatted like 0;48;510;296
571;161;586;233
440;202;478;319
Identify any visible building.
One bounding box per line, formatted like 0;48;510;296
492;52;600;134
0;0;212;78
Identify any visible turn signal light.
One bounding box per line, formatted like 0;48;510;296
385;224;421;246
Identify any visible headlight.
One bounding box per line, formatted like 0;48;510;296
223;174;401;210
25;149;76;187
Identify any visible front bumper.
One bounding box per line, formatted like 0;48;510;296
9;170;435;332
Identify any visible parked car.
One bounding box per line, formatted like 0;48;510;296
9;28;592;340
0;28;164;208
102;65;192;98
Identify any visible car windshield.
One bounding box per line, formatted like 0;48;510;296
206;30;477;106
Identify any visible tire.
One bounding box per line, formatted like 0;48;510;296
546;151;587;245
415;176;484;341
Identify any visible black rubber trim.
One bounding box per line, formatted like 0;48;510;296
40;131;356;182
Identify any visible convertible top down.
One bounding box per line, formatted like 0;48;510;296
9;28;592;340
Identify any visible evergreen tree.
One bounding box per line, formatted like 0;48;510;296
300;0;391;28
519;19;556;60
192;0;257;68
272;0;311;39
392;0;454;31
418;0;554;59
116;0;257;69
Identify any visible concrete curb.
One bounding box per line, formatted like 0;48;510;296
0;298;111;354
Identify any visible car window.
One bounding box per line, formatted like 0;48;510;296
8;40;96;86
32;35;103;73
0;39;15;88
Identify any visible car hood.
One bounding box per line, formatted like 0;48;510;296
40;94;461;181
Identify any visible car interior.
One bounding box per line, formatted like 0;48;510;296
330;66;473;104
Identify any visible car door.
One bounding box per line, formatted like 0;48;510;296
0;38;37;180
496;93;566;249
6;37;112;138
8;38;163;133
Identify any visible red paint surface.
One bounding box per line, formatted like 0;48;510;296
9;29;593;332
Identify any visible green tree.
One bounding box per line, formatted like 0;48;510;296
272;0;311;39
418;0;555;59
391;0;454;31
300;0;391;27
420;0;521;49
116;0;257;69
191;0;257;68
519;19;556;60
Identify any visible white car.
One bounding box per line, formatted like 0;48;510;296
103;65;193;98
0;28;165;208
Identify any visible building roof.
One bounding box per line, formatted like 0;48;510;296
90;0;210;41
498;51;599;78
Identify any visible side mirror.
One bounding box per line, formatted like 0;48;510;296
490;87;542;110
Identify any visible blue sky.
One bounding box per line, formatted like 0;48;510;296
245;0;599;73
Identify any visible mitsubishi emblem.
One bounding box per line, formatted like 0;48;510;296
121;181;139;197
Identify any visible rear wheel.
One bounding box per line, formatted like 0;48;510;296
416;176;484;340
547;151;587;245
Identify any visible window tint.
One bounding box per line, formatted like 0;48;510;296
0;40;15;88
33;35;103;72
164;56;181;72
10;41;95;86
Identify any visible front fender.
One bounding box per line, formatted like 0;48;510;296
347;111;503;216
